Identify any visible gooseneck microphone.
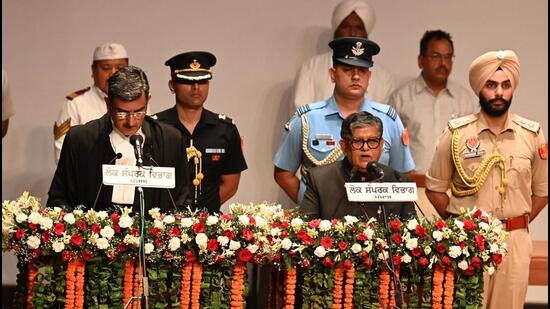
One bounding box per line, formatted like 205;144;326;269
92;152;122;210
365;161;384;182
130;135;144;167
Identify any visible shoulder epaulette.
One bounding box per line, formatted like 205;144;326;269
218;113;235;125
513;115;540;134
447;114;477;131
295;102;326;117
371;103;397;121
65;87;90;101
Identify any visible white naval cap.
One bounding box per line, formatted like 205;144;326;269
93;43;128;61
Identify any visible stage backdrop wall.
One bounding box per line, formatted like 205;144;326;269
2;0;547;303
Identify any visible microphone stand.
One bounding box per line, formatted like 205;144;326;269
124;185;150;309
379;204;403;309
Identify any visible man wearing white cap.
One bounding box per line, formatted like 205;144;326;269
53;43;129;163
291;0;395;113
426;50;548;309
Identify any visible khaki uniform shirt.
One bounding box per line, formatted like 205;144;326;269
426;112;548;219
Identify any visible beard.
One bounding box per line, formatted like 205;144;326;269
479;94;512;117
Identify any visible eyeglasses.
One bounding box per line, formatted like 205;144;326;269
349;137;382;150
114;111;147;120
426;53;455;62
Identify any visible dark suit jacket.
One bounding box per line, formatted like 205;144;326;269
300;160;416;220
48;114;189;212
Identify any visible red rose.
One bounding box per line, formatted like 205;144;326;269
248;216;256;226
15;228;25;239
112;224;121;233
343;260;353;269
28;223;38;231
153;238;163;247
331;219;338;226
364;257;373;268
163;252;174;260
168;227;180;238
280;221;289;229
242;228;254;241
193;223;205;234
175;214;182;220
41;231;51;243
280;231;289;239
308;219;320;229
475;234;485;251
393;255;401;266
464;265;475;277
273;254;281;261
458;242;466;249
471;256;482;269
415;225;427;238
338;241;348;251
481;216;489;223
412;247;422;257
237;248;252;263
91;224;101;234
322;257;334;268
302;259;311;268
418;257;428;267
356;233;367;242
224;230;235;240
493;253;503;265
185;250;196;263
473;209;482;218
82;248;93;262
70;234;83;246
392;233;402;245
442;256;452;267
351;226;357;232
436;242;447;254
390;219;401;231
321;236;333;249
151;227;161;237
359;251;368;260
54;223;65;236
288;250;295;256
220;213;232;221
76;220;87;230
32;249;42;260
208;239;219;252
110;213;120;223
117;242;127;253
297;229;314;245
463;219;476;231
435;220;447;230
215;254;223;263
62;250;75;262
131;228;139;237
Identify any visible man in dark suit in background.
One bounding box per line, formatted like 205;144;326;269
300;111;415;220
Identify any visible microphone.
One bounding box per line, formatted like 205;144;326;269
349;166;359;181
92;152;122;210
144;153;178;211
130;135;144;167
365;161;384;182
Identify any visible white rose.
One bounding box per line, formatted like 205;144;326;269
63;213;76;225
313;246;326;258
100;226;115;239
95;238;109;250
319;220;332;231
281;238;293;250
405;238;418;250
39;217;53;230
124;235;140;246
88;234;99;245
119;216;133;228
148;208;161;219
424;246;432;255
486;266;495;275
154;220;164;229
163;215;175;224
181;234;190;244
144;243;155;254
195;233;208;251
458;260;469;270
478;222;490;231
365;228;374;239
344;216;359;225
97;211;109;220
365;243;373;253
28;212;42;224
73;209;83;216
52;241;65;253
254;215;267;229
217;236;230;246
401;254;412;264
169;237;181;251
270;227;281;237
238;215;249;226
229;240;241;251
406;219;419;230
448;246;462;258
489;243;499;253
247;244;259;254
181;218;194;228
206;215;219;226
432;230;443;242
27;236;41;249
454;219;464;229
351;243;362;254
290;218;303;228
15;213;28;223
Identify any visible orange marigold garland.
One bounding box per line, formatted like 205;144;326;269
343;264;355;309
431;265;444;309
132;264;143;309
230;264;247;308
378;269;390;309
333;265;345;309
65;260;77;309
284;266;297;309
389;268;400;309
180;262;193;309
74;259;86;309
26;263;39;309
443;268;455;309
123;259;135;307
190;262;203;309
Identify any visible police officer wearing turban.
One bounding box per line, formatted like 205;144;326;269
291;0;396;113
426;50;548;309
154;51;247;214
54;43;130;163
274;37;415;204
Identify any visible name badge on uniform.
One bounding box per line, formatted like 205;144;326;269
315;133;333;140
463;136;485;159
205;148;225;154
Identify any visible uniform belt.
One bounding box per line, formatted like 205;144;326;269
502;214;529;231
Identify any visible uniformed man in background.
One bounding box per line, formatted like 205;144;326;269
274;37;415;204
154;51;247;213
425;49;548;309
53;43;129;163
